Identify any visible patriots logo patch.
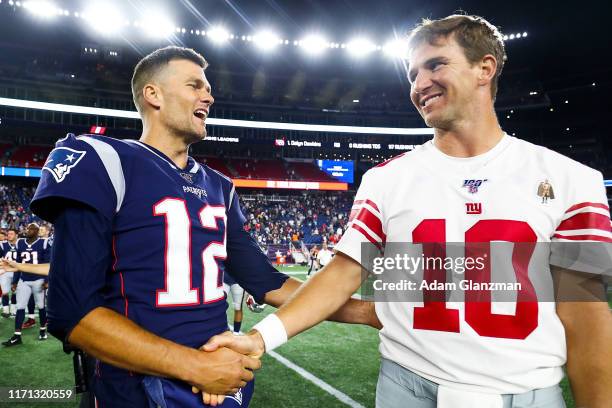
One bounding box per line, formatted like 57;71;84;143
42;147;86;183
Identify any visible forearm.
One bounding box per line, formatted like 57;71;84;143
264;276;377;327
328;297;377;326
562;302;612;407
17;263;50;276
266;253;364;338
69;307;200;383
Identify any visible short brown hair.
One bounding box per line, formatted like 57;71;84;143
131;46;208;113
407;14;507;99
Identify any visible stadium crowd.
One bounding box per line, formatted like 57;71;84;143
1;181;352;252
0;182;51;233
242;192;352;247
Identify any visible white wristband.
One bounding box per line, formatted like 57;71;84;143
253;314;288;352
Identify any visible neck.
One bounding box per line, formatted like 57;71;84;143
432;105;503;158
26;237;37;244
139;121;190;169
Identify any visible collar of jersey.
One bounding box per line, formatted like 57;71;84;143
130;140;199;174
425;133;513;172
24;238;40;247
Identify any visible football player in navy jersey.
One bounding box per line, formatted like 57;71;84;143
0;228;19;318
2;223;50;346
30;46;379;408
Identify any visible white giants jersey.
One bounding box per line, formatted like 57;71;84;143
334;134;611;394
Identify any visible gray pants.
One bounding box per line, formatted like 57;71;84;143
16;279;45;310
376;359;566;408
0;271;13;295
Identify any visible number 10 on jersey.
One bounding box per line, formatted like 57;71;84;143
411;219;538;340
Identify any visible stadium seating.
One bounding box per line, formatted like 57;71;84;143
288;162;336;182
3;145;53;167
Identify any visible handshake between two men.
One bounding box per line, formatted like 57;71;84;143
192;254;381;406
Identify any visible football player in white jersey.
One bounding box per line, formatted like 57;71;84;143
203;14;612;408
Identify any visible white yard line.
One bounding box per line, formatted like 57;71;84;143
268;350;366;408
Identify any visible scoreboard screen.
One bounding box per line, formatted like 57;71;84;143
317;160;354;183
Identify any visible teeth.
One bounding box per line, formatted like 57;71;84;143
422;95;441;107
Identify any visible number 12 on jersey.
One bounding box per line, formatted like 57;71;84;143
154;198;227;307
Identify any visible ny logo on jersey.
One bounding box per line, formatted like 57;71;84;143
465;202;482;214
462;179;488;194
43;147;86;183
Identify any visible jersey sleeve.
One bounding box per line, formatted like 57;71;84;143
550;169;612;276
334;169;386;265
47;205;113;342
224;186;288;303
30;134;125;222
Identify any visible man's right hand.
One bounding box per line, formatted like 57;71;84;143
187;346;261;395
202;330;265;358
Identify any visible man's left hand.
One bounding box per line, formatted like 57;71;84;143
195;331;265;406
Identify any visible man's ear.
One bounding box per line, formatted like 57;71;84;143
478;54;497;87
143;84;162;109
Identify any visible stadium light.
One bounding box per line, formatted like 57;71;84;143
299;34;328;55
207;26;230;44
23;1;61;18
253;30;281;51
383;38;408;59
346;38;376;57
0;97;434;136
82;4;124;36
140;12;175;39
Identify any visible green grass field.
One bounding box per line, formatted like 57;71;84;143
1;265;605;407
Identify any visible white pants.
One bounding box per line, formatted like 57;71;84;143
223;283;245;310
16;279;45;310
0;271;14;295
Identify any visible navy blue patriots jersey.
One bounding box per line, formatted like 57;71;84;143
14;238;50;282
224;271;237;286
0;241;18;262
31;134;287;407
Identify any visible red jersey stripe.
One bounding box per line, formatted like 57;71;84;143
355;207;385;242
353;199;381;213
351;224;383;251
556;212;612;232
565;202;610;213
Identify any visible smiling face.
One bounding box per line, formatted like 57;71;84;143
408;35;483;130
154;59;215;144
143;59;214;144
